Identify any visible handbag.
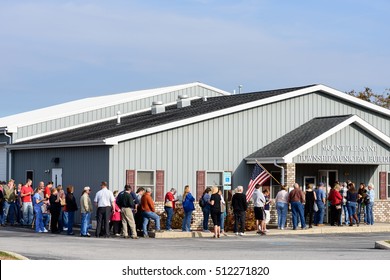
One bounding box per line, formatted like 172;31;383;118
313;202;319;212
164;200;173;208
336;204;342;210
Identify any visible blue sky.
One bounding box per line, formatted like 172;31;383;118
1;0;389;117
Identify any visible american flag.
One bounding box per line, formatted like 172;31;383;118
246;163;271;201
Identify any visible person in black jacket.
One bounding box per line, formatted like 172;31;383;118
65;185;78;235
231;186;248;236
117;185;138;239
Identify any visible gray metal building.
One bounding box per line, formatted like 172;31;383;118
0;82;229;183
6;84;389;215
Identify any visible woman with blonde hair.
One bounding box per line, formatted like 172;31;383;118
209;186;222;238
181;185;195;232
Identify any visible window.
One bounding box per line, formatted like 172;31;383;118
26;170;34;184
303;176;316;192
388;172;390;199
136;170;155;198
206;171;223;189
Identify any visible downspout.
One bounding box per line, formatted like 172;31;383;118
274;160;285;185
3;130;12;180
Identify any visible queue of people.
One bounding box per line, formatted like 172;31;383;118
0;179;376;238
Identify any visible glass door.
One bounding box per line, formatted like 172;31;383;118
318;170;338;224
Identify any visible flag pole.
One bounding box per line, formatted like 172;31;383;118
255;160;283;187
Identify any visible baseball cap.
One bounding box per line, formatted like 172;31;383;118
84;186;91;191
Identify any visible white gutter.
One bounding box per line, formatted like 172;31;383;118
274;160;285;185
2;129;12;180
6;140;107;150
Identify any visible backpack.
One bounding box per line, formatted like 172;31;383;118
116;191;125;208
199;195;205;208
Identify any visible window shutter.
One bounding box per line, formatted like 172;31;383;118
379;172;387;200
126;170;135;189
196;170;206;200
155;170;165;202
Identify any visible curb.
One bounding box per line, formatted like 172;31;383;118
1;251;29;260
375;241;390;250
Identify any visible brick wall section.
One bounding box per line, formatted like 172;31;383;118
154;200;390;230
285;163;296;188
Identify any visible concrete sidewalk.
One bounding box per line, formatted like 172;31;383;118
153;223;390;238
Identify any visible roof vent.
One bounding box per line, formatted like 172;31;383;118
202;96;207;102
177;95;191;108
151;101;165;114
116;111;121;125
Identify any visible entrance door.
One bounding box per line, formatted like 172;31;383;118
318;170;338;189
318;170;338;223
52;168;63;187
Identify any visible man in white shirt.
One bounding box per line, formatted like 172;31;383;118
252;184;266;235
94;181;115;238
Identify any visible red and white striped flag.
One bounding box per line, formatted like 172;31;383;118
246;163;271;201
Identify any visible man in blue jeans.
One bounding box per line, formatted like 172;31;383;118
314;182;326;226
288;183;307;230
141;188;163;238
366;183;375;225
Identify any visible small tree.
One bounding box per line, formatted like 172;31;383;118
347;87;390;109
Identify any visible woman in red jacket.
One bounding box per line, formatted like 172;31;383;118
328;183;343;226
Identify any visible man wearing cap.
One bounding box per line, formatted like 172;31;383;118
80;186;93;237
314;182;326;226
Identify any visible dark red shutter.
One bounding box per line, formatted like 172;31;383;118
196;170;206;200
126;170;135;189
379;172;387;200
155;170;165;202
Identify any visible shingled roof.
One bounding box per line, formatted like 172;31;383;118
245;115;354;159
13;85;315;146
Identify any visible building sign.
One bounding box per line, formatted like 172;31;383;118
296;145;390;164
223;171;232;190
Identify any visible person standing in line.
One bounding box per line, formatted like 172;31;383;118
94;181;115;238
357;183;367;224
231;186;248;236
164;188;177;231
201;187;212;233
304;184;317;228
209;186;222;238
262;189;272;232
133;187;145;234
219;188;227;236
21;179;34;226
80;186;93;237
340;182;349;225
118;185;138;239
314;183;326;226
65;185;78;235
141;188;163;238
275;185;289;230
32;186;48;233
16;183;23;225
346;183;359;226
181;185;195;232
110;190;122;236
252;184;266;235
366;183;375;225
2;179;18;226
56;185;67;232
288;183;307;230
0;185;4;227
49;187;62;233
328;183;343;226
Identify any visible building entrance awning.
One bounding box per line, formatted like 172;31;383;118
245;115;390;165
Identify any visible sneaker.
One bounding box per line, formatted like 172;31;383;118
203;230;211;233
143;234;149;238
167;229;173;231
115;233;121;237
281;227;285;230
43;228;48;233
239;232;245;236
38;230;43;233
235;232;239;236
63;227;68;231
